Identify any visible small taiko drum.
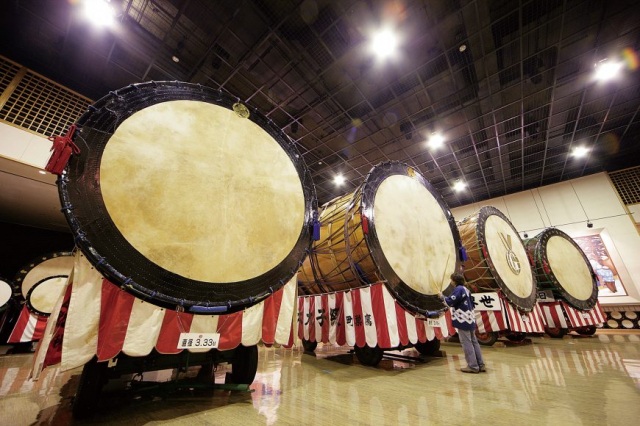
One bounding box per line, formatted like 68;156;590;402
525;228;598;310
59;81;316;313
298;161;462;315
456;206;536;311
15;252;74;317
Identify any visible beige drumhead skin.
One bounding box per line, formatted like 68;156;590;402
21;256;74;298
29;276;67;314
0;280;11;306
101;100;305;283
373;175;456;295
484;215;533;298
546;235;594;301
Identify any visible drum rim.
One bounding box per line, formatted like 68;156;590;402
59;81;317;314
25;274;69;317
473;206;537;312
359;160;460;315
526;228;598;310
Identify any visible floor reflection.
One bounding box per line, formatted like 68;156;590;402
0;331;638;425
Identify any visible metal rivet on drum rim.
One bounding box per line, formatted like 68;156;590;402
232;102;250;119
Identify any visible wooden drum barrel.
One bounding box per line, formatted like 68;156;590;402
298;161;462;315
457;206;537;311
59;81;316;314
524;228;598;310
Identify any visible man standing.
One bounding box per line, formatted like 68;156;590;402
440;273;486;373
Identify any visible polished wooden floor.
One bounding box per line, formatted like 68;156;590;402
0;330;638;425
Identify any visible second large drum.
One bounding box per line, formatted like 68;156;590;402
298;161;462;315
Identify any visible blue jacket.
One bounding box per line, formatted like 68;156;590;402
444;285;476;331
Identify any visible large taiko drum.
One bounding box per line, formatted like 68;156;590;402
59;81;316;313
15;252;74;317
456;206;537;311
298;161;462;315
525;228;598;310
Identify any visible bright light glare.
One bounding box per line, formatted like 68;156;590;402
370;28;398;60
594;60;623;82
333;174;346;186
571;146;590;158
83;0;116;28
453;181;467;192
427;133;445;150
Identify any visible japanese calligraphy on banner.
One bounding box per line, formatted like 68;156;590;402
471;292;501;311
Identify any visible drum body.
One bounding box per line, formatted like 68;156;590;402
298;161;462;315
525;228;598;310
15;252;74;317
457;206;537;311
59;81;316;313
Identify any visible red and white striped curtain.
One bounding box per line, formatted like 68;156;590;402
297;283;455;349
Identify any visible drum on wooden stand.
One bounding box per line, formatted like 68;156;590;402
456;206;537;311
59;81;316;313
525;228;598;310
298;161;462;315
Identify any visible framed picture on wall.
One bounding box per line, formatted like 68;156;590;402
573;233;628;297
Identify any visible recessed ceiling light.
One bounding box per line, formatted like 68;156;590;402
571;146;590;158
370;28;399;61
427;133;445;150
82;0;116;28
594;59;623;82
459;44;467;52
453;180;467;192
333;174;346;186
172;55;180;63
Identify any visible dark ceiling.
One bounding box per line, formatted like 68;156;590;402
1;0;639;208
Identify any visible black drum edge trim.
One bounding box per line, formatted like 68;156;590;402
24;275;69;317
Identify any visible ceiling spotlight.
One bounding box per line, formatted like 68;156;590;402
82;0;116;28
427;133;445;150
452;180;467;192
459;44;467;52
370;27;399;61
571;146;590;158
171;55;180;63
594;59;623;82
523;233;528;238
587;221;593;228
333;174;346;186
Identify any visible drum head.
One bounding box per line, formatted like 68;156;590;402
537;229;598;310
61;82;315;313
362;162;461;313
25;275;68;317
478;207;536;311
0;278;13;312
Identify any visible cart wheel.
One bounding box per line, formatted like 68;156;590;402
475;331;499;346
414;339;440;356
576;325;597;336
72;358;109;419
302;339;317;353
353;345;384;366
545;327;568;338
226;345;259;385
505;332;526;342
